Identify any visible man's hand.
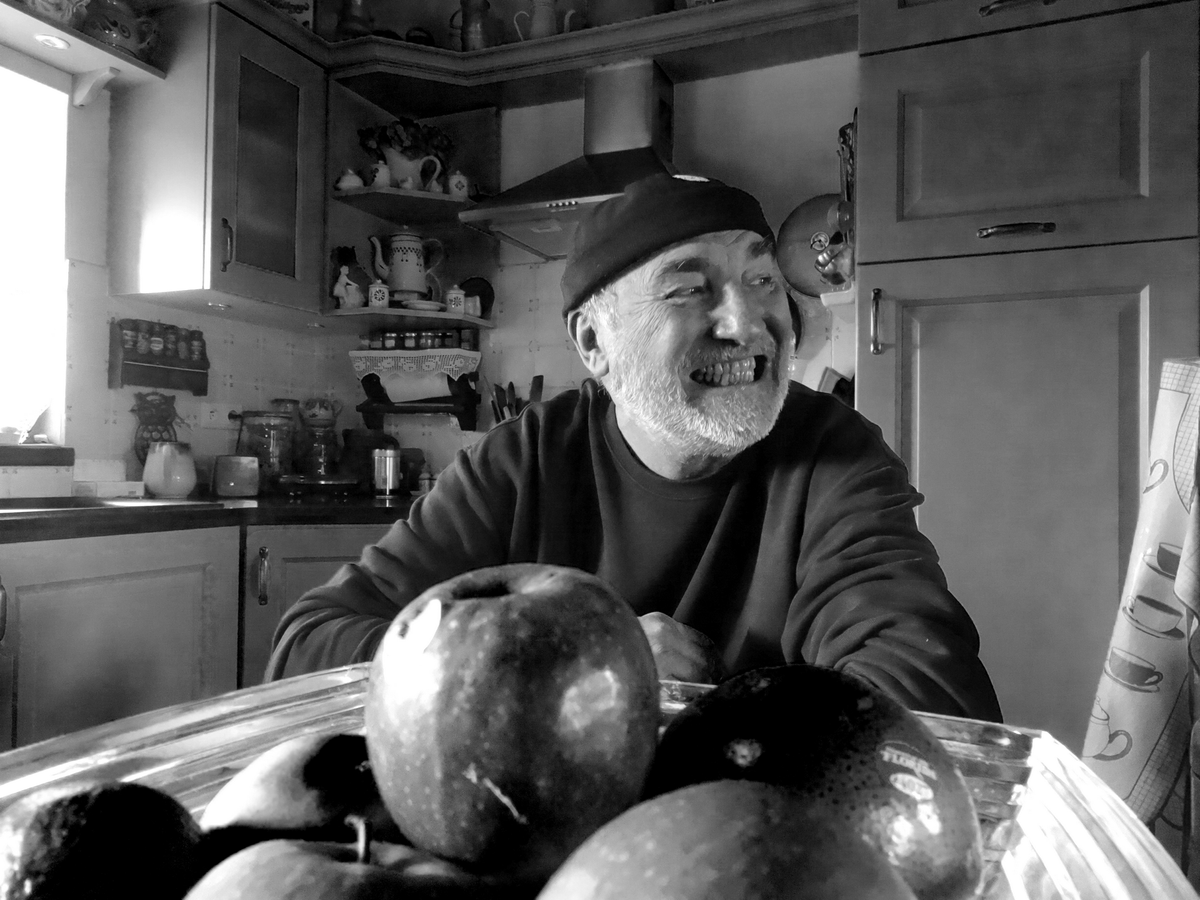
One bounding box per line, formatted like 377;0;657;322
638;612;727;684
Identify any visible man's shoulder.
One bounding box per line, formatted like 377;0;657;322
465;380;600;458
770;382;901;467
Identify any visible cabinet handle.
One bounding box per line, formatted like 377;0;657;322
870;288;884;356
257;547;270;606
221;218;234;272
978;0;1058;17
976;221;1057;239
0;576;7;642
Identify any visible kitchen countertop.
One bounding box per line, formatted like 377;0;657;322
0;493;415;543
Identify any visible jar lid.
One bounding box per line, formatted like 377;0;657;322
373;448;400;457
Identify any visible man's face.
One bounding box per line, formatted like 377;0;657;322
591;229;792;460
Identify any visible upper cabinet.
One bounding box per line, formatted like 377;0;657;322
108;3;328;322
859;0;1154;55
856;0;1198;264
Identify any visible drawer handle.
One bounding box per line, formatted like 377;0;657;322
977;221;1057;239
979;0;1058;17
257;547;270;606
0;576;7;642
221;218;234;272
870;288;884;356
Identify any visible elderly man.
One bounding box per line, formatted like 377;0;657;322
266;174;1001;722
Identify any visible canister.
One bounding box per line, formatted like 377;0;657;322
372;448;403;495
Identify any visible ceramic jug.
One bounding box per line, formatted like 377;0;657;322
458;0;494;50
143;441;197;499
381;147;442;192
514;0;556;39
369;231;445;297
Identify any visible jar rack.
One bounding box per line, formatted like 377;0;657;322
107;321;210;396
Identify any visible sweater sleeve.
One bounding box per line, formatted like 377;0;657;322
783;412;1003;722
264;436;516;682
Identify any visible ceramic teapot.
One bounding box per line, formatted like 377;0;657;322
83;0;158;59
369;230;445;297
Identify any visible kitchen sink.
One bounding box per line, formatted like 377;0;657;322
0;497;224;514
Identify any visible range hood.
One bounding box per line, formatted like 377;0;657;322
459;59;676;260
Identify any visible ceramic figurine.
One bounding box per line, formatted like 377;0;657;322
330;246;372;309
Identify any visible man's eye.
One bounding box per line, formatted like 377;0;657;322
749;274;778;288
667;284;707;299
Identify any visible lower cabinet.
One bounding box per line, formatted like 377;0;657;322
0;527;240;750
241;524;392;688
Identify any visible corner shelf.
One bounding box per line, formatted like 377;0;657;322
326;307;494;330
331;186;473;226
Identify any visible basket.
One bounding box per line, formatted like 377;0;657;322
350;349;481;403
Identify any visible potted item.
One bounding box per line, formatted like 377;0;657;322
359;118;455;193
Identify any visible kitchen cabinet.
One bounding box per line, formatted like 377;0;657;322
108;3;328;324
856;1;1198;264
241;523;392;687
856;240;1198;754
859;0;1151;55
0;527;239;749
854;0;1199;753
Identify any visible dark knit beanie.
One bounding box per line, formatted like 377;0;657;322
560;174;774;317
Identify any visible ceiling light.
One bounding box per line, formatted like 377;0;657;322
207;302;229;310
34;34;70;50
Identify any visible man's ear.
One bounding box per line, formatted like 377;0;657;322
566;306;610;380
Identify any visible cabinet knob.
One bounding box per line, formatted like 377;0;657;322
221;218;234;272
870;288;884;356
976;221;1057;239
257;547;270;606
978;0;1058;18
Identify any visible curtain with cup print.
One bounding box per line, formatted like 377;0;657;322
1085;358;1199;884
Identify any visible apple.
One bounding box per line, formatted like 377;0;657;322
537;779;918;900
0;779;203;900
364;563;660;887
184;835;525;900
645;664;984;900
199;733;404;845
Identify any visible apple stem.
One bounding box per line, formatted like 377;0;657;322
347;814;372;865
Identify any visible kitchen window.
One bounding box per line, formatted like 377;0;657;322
0;54;68;442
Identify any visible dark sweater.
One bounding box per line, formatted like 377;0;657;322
266;380;1001;721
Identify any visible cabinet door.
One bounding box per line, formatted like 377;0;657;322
0;528;239;749
860;0;1151;55
242;524;393;687
209;6;327;311
854;240;1198;753
857;2;1198;263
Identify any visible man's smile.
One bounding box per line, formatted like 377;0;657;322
689;355;768;387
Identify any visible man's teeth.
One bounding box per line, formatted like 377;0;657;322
693;358;757;386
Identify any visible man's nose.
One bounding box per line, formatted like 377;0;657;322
711;282;765;343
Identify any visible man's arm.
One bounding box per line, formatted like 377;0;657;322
265;446;513;681
785;416;1003;722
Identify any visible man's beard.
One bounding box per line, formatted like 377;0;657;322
602;334;789;461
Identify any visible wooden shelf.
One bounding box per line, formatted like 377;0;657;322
320;0;858;117
0;0;165;92
326;308;494;330
331;186;475;226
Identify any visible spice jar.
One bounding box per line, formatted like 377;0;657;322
460;329;476;351
177;329;192;361
163;325;178;358
190;332;206;362
443;330;459;348
119;319;137;351
136;320;151;355
402;331;417;350
369;332;383;350
418;331;434;350
383;330;398;350
149;322;165;356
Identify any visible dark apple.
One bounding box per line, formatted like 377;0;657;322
364;563;660;887
0;779;203;900
645;664;984;900
199;733;403;845
536;779;918;900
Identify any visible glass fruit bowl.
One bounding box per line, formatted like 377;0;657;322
0;666;1193;900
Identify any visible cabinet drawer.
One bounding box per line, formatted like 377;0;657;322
860;0;1156;55
856;2;1198;263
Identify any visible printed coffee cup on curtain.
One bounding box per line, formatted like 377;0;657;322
1105;647;1165;690
1083;698;1132;760
1127;594;1183;635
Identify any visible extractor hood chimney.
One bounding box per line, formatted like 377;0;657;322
458;59;675;260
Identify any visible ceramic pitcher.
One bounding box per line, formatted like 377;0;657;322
369;231;445;295
142;441;196;499
514;0;556;39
